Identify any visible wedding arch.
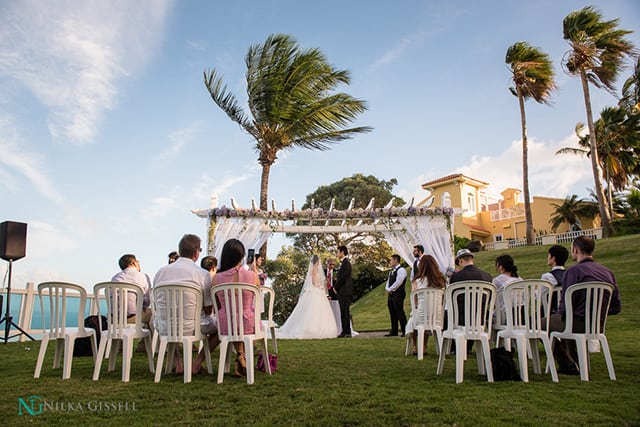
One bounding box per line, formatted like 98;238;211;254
192;197;458;274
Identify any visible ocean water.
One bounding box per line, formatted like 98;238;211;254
1;292;106;341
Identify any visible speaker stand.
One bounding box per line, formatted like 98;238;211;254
0;259;35;343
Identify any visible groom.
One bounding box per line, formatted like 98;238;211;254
335;245;353;338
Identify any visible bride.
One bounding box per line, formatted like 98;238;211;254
277;254;339;339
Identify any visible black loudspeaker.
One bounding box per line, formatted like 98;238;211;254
0;221;27;261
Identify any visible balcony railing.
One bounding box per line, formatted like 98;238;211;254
483;228;603;251
490;206;525;221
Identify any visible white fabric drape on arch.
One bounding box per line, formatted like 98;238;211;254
211;217;272;260
381;216;454;275
210;214;453;274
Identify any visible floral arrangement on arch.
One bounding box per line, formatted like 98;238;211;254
210;205;454;221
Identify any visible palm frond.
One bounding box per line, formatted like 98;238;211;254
506;41;556;105
203;69;255;136
562;6;636;92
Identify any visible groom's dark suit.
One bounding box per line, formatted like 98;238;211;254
334;257;352;336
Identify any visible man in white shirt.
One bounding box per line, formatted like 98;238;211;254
540;245;569;315
153;234;219;375
111;254;153;352
385;254;407;337
111;254;152;326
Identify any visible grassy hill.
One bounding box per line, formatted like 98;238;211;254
1;234;637;425
352;234;638;332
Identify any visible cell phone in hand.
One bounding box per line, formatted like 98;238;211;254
247;249;255;265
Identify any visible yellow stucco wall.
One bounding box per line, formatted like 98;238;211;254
420;175;600;243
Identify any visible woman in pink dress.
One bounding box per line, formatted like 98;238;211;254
212;238;260;377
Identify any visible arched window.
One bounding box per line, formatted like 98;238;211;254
441;192;451;208
467;192;476;213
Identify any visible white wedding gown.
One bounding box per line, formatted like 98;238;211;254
277;258;339;339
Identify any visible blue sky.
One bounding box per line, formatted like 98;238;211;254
1;0;639;290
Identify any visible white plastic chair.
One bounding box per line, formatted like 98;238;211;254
550;281;616;381
540;283;562;316
404;288;444;361
212;283;271;385
92;282;155;382
152;283;213;384
436;281;495;383
261;286;278;354
496;280;558;382
34;282;97;380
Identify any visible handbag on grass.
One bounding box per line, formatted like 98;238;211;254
256;351;277;373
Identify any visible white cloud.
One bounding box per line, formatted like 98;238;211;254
0;0;172;144
369;31;427;72
26;220;78;259
403;133;595;205
155;122;203;161
0;116;64;204
145;188;181;219
456;134;593;201
187;39;207;51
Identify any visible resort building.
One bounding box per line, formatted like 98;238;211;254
417;173;600;246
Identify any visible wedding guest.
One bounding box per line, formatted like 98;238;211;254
335;245;353;338
410;244;424;282
385;254;407;337
492;254;522;324
540;245;569;314
212;238;261;377
547;236;621;375
449;249;492;353
325;258;338;300
189;255;219;373
154;234;219;375
201;255;218;277
406;255;446;354
450;249;492;284
111;254;152;328
168;251;179;264
250;253;268;287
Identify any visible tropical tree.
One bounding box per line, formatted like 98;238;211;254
549;194;598;231
506;41;556;245
292;173;404;253
620;57;640;113
267;174;402;320
562;6;636;237
204;33;372;215
625;186;640;217
558;107;640;214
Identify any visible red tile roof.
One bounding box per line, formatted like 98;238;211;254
421;173;489;189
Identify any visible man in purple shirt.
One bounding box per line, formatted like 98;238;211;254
548;236;621;375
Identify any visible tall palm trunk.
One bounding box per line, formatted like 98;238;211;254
259;163;271;212
517;87;535;245
258;162;272;257
580;71;614;236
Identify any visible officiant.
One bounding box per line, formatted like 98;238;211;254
325;258;338;300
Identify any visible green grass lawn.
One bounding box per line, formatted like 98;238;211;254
1;235;638;426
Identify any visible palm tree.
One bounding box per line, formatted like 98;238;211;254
620;57;640;113
562;6;637;237
558;107;640;215
506;42;556;245
549;195;598;232
204;33;372;214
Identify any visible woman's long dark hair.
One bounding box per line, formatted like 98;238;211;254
496;254;518;277
218;239;246;272
415;255;446;289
